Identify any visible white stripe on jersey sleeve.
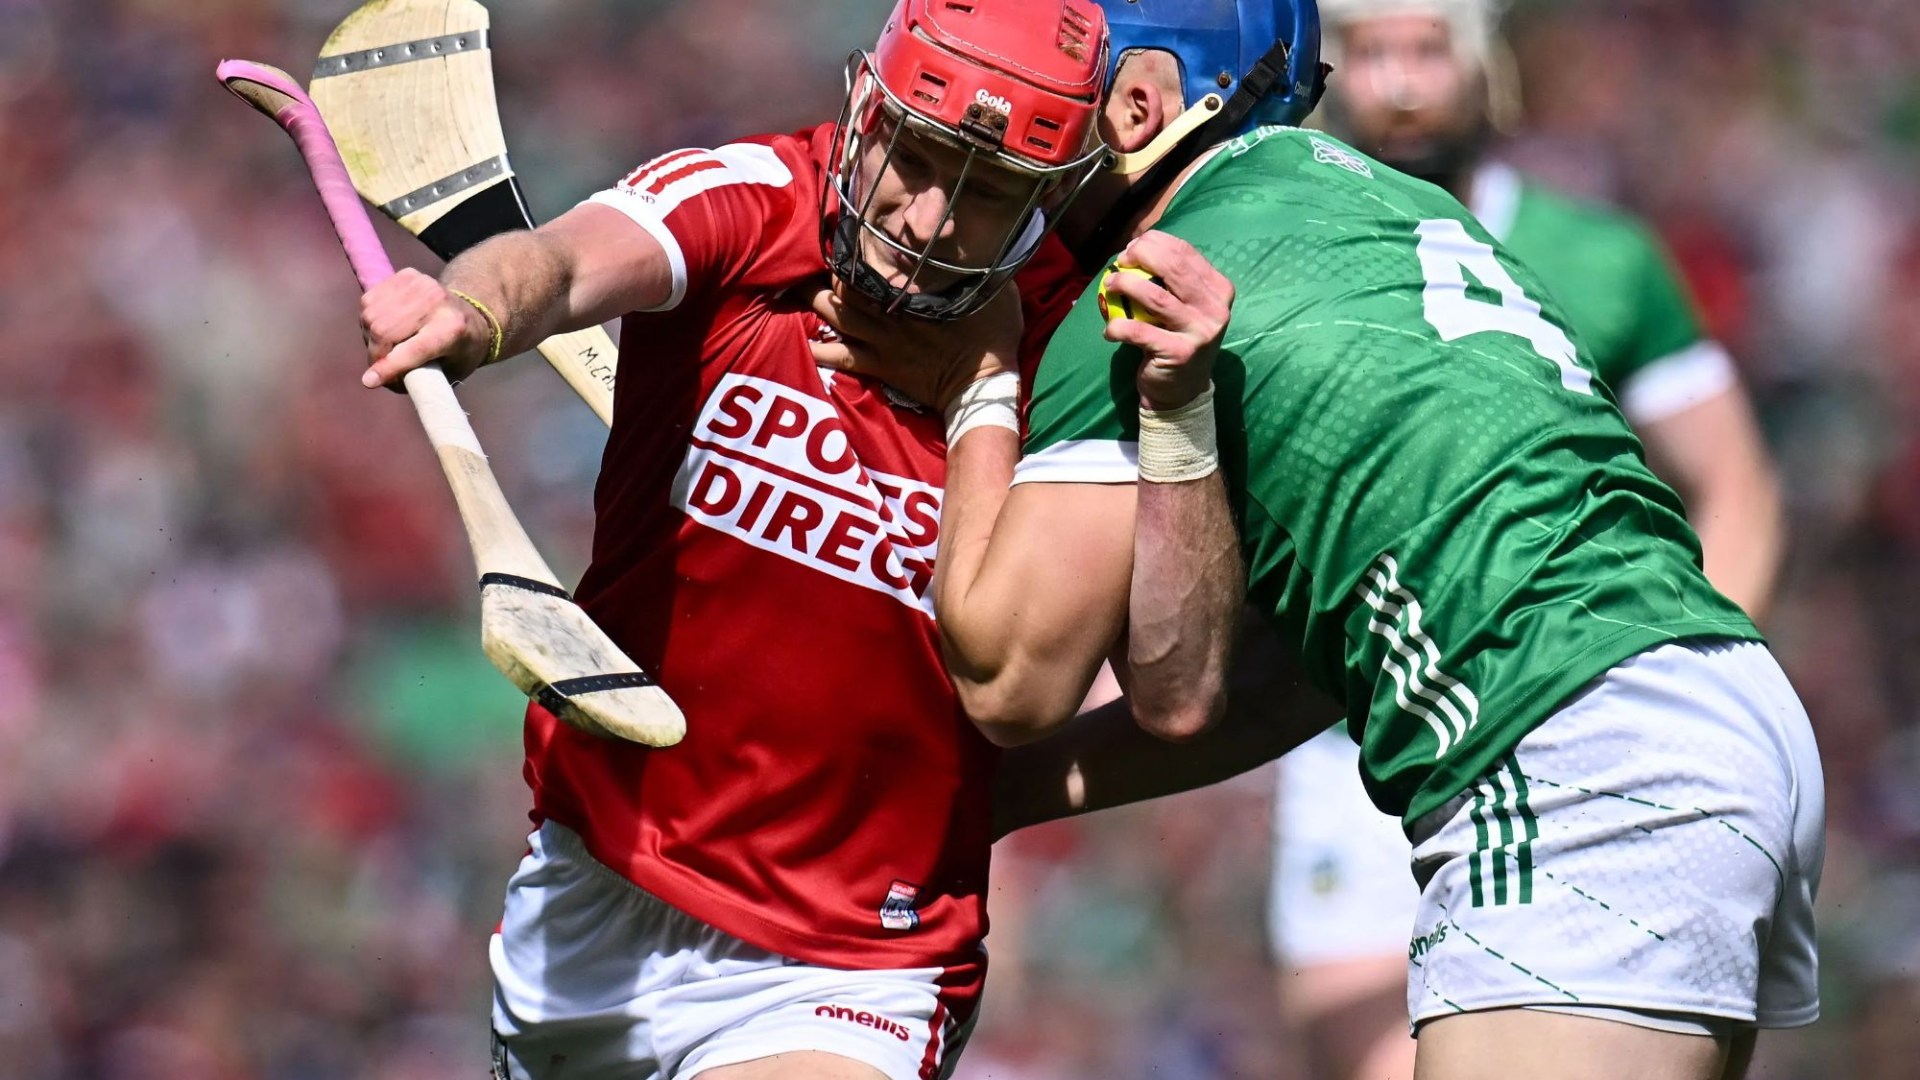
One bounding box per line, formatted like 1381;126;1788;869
584;196;688;312
1011;439;1139;486
586;143;795;313
1618;340;1738;425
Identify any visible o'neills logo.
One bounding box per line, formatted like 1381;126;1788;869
673;374;940;614
814;1004;913;1041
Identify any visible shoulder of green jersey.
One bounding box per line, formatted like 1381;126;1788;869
1011;439;1139;486
1307;136;1375;178
1618;339;1738;424
1217;125;1375;178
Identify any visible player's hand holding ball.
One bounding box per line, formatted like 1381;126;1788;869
1104;233;1235;485
1100;232;1234;412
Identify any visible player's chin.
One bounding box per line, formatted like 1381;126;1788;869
879;262;966;297
861;238;960;294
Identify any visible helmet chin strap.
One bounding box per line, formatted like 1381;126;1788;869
1106;93;1227;177
827;209;1049;321
1073;41;1330;273
829;215;968;319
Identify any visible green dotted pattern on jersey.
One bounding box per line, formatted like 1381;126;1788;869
1494;178;1708;390
1024;129;1760;825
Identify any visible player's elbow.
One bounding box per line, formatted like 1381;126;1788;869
955;677;1075;748
1131;686;1226;743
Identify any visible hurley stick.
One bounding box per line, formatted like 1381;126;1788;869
216;59;681;747
309;0;618;425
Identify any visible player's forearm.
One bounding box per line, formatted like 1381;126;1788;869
439;229;582;362
1127;470;1244;739
991;633;1304;838
439;206;664;364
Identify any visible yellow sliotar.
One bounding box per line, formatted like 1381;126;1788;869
1096;263;1167;326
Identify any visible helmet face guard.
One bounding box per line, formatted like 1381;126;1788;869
822;0;1111;322
825;54;1107;320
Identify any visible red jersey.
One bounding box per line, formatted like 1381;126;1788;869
523;125;997;977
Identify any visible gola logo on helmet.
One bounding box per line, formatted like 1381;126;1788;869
973;87;1013;116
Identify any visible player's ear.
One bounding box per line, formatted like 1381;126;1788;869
1100;72;1169;155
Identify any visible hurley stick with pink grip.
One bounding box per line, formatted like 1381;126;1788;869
216;60;683;747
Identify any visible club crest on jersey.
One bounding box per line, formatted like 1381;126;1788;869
1310;137;1374;178
880;879;923;931
673;374;940;615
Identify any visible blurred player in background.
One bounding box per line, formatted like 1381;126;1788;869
821;0;1822;1075
355;2;1112;1078
1270;3;1787;1076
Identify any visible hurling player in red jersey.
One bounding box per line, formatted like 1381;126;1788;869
356;2;1110;1078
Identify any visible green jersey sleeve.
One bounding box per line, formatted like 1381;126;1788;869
1613;232;1738;423
1016;277;1140;486
1496;177;1737;424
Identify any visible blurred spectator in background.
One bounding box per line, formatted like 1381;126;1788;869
2;1;1919;1077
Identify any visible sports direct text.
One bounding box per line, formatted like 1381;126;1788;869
673;374;940;614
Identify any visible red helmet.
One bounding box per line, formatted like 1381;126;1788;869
825;0;1111;320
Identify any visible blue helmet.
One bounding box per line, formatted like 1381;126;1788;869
1095;0;1326;133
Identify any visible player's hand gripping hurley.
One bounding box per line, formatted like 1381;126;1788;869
215;59;682;747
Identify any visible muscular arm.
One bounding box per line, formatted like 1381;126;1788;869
807;288;1132;746
814;231;1236;747
948;232;1237;746
935;427;1135;746
361;202;671;387
1635;385;1784;621
1112;233;1243;739
1129;470;1243;740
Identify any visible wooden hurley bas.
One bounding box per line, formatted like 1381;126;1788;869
310;0;620;426
216;57;681;747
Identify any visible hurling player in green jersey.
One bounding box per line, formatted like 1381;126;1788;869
1266;3;1789;1078
813;2;1822;1077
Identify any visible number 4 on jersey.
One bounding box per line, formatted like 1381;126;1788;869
1414;219;1593;396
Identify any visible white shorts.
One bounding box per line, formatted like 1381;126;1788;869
490;822;973;1080
1406;639;1825;1031
1269;728;1421;967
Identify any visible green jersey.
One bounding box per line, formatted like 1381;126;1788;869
1020;129;1760;824
1469;163;1736;424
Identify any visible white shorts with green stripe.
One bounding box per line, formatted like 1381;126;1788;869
1404;638;1824;1033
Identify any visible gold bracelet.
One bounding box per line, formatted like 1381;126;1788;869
447;288;504;366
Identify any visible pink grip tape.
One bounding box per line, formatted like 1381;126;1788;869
214;60;395;290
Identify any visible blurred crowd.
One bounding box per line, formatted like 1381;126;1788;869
1;0;1917;1076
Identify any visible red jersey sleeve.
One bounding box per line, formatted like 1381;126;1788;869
585;135;815;311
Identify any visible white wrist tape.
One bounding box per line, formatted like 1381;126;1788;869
945;371;1022;446
1137;384;1219;483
